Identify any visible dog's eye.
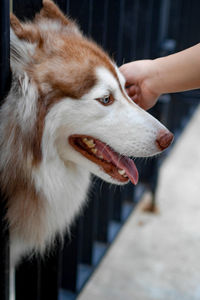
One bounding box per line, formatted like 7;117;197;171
96;95;114;106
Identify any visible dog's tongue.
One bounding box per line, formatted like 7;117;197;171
95;140;139;185
116;155;139;185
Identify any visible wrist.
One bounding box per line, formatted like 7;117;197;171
142;59;162;99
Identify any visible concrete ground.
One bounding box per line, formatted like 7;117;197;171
78;105;200;300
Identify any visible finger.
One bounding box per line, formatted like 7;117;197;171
126;90;136;98
130;95;142;107
120;65;137;85
131;95;139;102
135;86;141;95
125;82;134;89
126;85;137;95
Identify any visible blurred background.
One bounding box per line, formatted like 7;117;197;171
1;0;200;300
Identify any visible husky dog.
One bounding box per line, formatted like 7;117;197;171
0;0;173;266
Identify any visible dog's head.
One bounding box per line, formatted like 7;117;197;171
10;0;173;186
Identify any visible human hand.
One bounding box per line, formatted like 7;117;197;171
119;60;161;110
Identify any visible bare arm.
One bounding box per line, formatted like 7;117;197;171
153;43;200;94
120;43;200;110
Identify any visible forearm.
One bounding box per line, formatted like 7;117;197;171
150;43;200;95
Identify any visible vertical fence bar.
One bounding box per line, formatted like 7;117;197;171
112;186;123;222
134;1;147;59
167;0;200;138
0;195;10;300
15;258;40;300
143;0;154;58
61;223;80;293
0;0;10;299
0;0;11;100
80;197;96;265
96;182;112;243
157;0;172;56
68;0;91;34
39;244;62;300
16;248;62;300
13;0;42;20
106;0;122;63
88;0;93;36
121;0;139;62
116;0;125;65
54;0;69;14
90;0;108;49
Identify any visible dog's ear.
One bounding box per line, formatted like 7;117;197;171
38;0;71;26
10;13;41;43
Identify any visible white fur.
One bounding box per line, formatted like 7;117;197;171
10;29;36;73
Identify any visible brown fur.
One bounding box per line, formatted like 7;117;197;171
39;0;71;26
10;13;42;44
10;0;121;166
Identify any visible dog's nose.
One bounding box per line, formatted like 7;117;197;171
156;130;174;151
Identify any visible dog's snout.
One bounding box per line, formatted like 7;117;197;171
156;130;174;151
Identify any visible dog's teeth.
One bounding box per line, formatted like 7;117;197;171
83;138;95;148
118;169;126;176
98;155;103;159
91;148;97;154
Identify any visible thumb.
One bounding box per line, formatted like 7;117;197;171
119;64;137;87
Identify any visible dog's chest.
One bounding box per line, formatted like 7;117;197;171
34;161;91;231
10;164;91;265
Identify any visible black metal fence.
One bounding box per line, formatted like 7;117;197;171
1;0;200;299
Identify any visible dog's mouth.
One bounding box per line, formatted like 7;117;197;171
69;134;138;185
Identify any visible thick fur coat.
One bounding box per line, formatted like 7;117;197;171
0;0;173;266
